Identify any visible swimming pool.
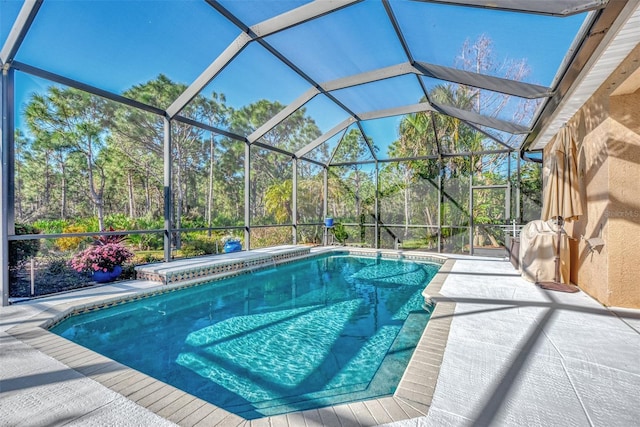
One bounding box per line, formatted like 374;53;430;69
51;253;440;419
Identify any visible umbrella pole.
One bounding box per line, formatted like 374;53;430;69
555;217;562;283
537;216;579;293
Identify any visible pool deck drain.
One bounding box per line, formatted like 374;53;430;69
3;246;453;427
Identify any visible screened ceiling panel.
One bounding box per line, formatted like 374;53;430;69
256;93;352;154
289;93;353;136
186;42;311;134
330;74;425;116
331;125;375;164
216;0;313;27
420;76;541;128
430;112;508;154
264;1;406;82
391;1;590;87
359;115;437;161
15;0;239;99
478;126;527;149
302;131;344;165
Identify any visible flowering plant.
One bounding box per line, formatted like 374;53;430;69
70;242;134;273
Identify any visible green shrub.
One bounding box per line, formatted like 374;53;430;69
331;223;349;244
32;219;67;234
9;223;41;269
181;235;220;257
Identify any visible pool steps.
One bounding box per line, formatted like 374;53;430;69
135;245;312;286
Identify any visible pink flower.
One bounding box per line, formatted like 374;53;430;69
70;242;134;273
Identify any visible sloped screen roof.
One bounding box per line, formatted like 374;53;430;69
0;0;621;164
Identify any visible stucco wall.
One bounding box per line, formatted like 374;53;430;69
545;44;640;308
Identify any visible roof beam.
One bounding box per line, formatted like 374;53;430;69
0;0;42;66
295;117;356;158
414;62;552;99
248;87;320;143
432;102;529;134
173;115;247;142
12;61;166;116
250;0;362;37
320;62;417;91
357;102;436;121
412;1;607;17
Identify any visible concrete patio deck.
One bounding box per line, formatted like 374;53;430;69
1;249;639;426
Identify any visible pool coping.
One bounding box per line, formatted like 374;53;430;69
7;247;456;427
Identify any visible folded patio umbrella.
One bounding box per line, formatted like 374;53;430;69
539;126;583;292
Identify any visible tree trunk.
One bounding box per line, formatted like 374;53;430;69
207;136;215;236
403;170;410;238
60;163;67;220
85;136;105;230
174;149;183;250
145;167;151;215
127;170;135;217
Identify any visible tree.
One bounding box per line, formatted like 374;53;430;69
24;87;113;230
230;100;320;225
110;75;228;233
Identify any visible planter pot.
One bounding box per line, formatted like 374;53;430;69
92;265;122;283
92;269;113;283
110;265;123;280
224;241;242;253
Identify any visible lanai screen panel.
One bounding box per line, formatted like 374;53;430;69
480;127;527;150
249;146;293;227
331;126;375;164
378;159;440;250
185;42;312;137
359;116;408;160
327;164;375;224
258;94;348;154
472;152;511;186
391;1;590;87
302;132;342;165
296;160;324;245
13;73;159;228
15;0;238;104
520;153;544;223
296;160;324;226
329;75;424;118
328;163;377;247
441;157;471;253
264;1;406;83
169;128;245;229
420;77;542;131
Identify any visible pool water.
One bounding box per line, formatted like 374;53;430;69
51;254;439;419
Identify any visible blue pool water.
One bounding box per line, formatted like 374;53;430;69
51;254;439;419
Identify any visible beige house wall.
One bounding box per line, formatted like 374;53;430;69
544;44;640;308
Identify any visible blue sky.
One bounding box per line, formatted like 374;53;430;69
2;0;587;152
